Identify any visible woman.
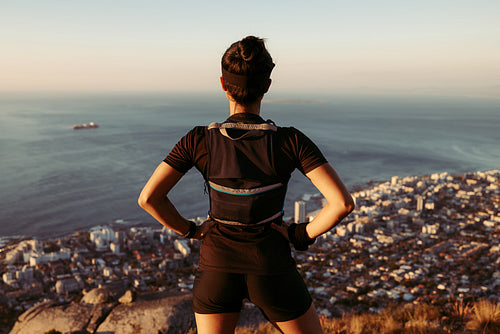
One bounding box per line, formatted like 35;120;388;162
138;36;355;334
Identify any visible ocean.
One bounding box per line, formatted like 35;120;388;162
1;92;499;238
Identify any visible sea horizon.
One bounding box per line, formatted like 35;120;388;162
1;92;499;238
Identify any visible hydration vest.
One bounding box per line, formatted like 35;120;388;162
206;120;287;225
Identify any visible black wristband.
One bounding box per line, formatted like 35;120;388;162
288;223;316;251
182;221;197;239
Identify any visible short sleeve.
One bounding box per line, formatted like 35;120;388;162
164;126;206;174
279;127;328;175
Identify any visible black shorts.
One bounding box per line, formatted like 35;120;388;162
192;268;312;322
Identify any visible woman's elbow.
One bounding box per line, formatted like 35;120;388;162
342;195;356;216
346;201;355;215
138;191;154;210
326;197;355;219
137;195;147;210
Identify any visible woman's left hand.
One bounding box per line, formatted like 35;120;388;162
193;217;217;240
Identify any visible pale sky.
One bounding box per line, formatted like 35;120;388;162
2;0;499;97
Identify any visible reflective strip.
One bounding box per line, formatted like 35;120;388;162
213;211;283;226
208;122;277;132
208;181;283;195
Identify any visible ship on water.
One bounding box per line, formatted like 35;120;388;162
73;122;99;130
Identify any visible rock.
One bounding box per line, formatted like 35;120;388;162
80;287;112;305
16;301;56;323
118;290;135;304
85;303;116;333
9;302;93;334
8;291;271;334
97;292;194;334
8;292;194;334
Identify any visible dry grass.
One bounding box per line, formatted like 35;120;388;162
466;299;500;334
319;314;349;333
378;314;403;334
452;299;473;318
234;322;280;334
402;303;441;334
185;299;500;334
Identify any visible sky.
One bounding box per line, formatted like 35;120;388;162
2;0;499;97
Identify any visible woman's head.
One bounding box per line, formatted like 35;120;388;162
221;36;274;105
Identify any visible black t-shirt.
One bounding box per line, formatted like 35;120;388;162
164;113;328;274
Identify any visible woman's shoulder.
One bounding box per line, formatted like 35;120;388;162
276;125;309;140
173;126;208;151
191;125;208;132
183;125;208;138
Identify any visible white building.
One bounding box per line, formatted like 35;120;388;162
103;267;114;277
416;195;424;212
55;278;80;294
347;222;364;234
174;239;191;257
16;265;34;283
110;242;121;254
90;226;116;251
294;200;306;223
336;225;348;237
130;227;154;241
5;248;23;265
391;176;399;185
2;272;16;285
5;239;40;265
376;234;394;245
29;248;71;266
422;223;439;235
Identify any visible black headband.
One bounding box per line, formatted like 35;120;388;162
221;66;274;89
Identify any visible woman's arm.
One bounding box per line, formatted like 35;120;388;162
304;163;355;239
138;162;214;239
271;163;354;243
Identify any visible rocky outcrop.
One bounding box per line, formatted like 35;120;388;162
9;288;194;334
80;287;117;305
117;290;134;304
96;293;194;334
9;286;270;334
9;300;94;334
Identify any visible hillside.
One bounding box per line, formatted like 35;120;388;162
7;290;500;333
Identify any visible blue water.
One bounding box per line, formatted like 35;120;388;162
1;92;499;238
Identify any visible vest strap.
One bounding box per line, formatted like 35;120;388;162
208;181;283;196
212;210;283;226
208;122;277;132
208;122;277;140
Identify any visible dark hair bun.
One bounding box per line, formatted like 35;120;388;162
221;35;274;105
237;36;264;62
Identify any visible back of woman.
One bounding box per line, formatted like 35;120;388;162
139;36;355;334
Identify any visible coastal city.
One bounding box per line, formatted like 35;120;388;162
1;169;499;325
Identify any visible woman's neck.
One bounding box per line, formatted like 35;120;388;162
227;94;262;116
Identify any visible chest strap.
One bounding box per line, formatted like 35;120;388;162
211;211;283;226
208;181;283;195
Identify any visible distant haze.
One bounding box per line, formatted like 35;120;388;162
2;1;499;98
